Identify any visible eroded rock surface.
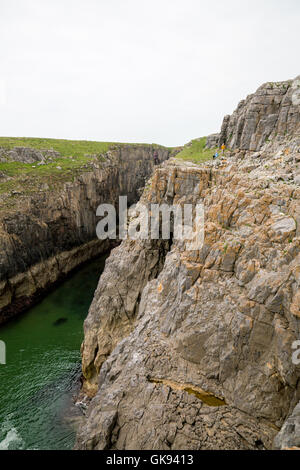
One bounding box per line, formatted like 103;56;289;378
76;78;300;450
205;133;220;149
219;77;300;151
274;400;300;449
76;153;300;449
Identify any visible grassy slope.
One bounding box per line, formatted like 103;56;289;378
0;138;110;197
0;137;169;199
0;157;100;196
175;137;216;164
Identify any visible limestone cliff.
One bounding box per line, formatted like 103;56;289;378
0;144;170;323
219;77;300;151
76;77;300;450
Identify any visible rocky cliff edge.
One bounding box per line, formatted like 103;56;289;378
76;78;300;450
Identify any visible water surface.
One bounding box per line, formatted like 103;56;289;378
0;255;107;450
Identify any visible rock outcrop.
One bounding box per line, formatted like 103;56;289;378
219;77;300;151
205;133;220;149
0;146;60;164
0;144;170;323
76;78;300;450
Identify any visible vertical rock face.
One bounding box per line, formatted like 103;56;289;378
76;78;300;450
219;77;300;151
0;145;170;323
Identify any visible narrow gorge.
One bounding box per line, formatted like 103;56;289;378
0;141;171;449
1;77;300;451
0;144;170;323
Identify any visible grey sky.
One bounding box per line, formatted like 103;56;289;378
0;0;299;147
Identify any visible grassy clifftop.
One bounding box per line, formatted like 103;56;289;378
0;137;113;197
0;137;170;206
175;137;216;163
0;137;123;159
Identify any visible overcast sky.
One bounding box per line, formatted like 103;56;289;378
0;0;299;147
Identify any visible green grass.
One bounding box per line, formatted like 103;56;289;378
0;155;102;195
0;137;171;185
0;137;120;158
0;147;109;197
0;136;170;158
0;137;171;204
174;137;216;164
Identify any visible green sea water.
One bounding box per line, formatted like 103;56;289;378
0;255;107;450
